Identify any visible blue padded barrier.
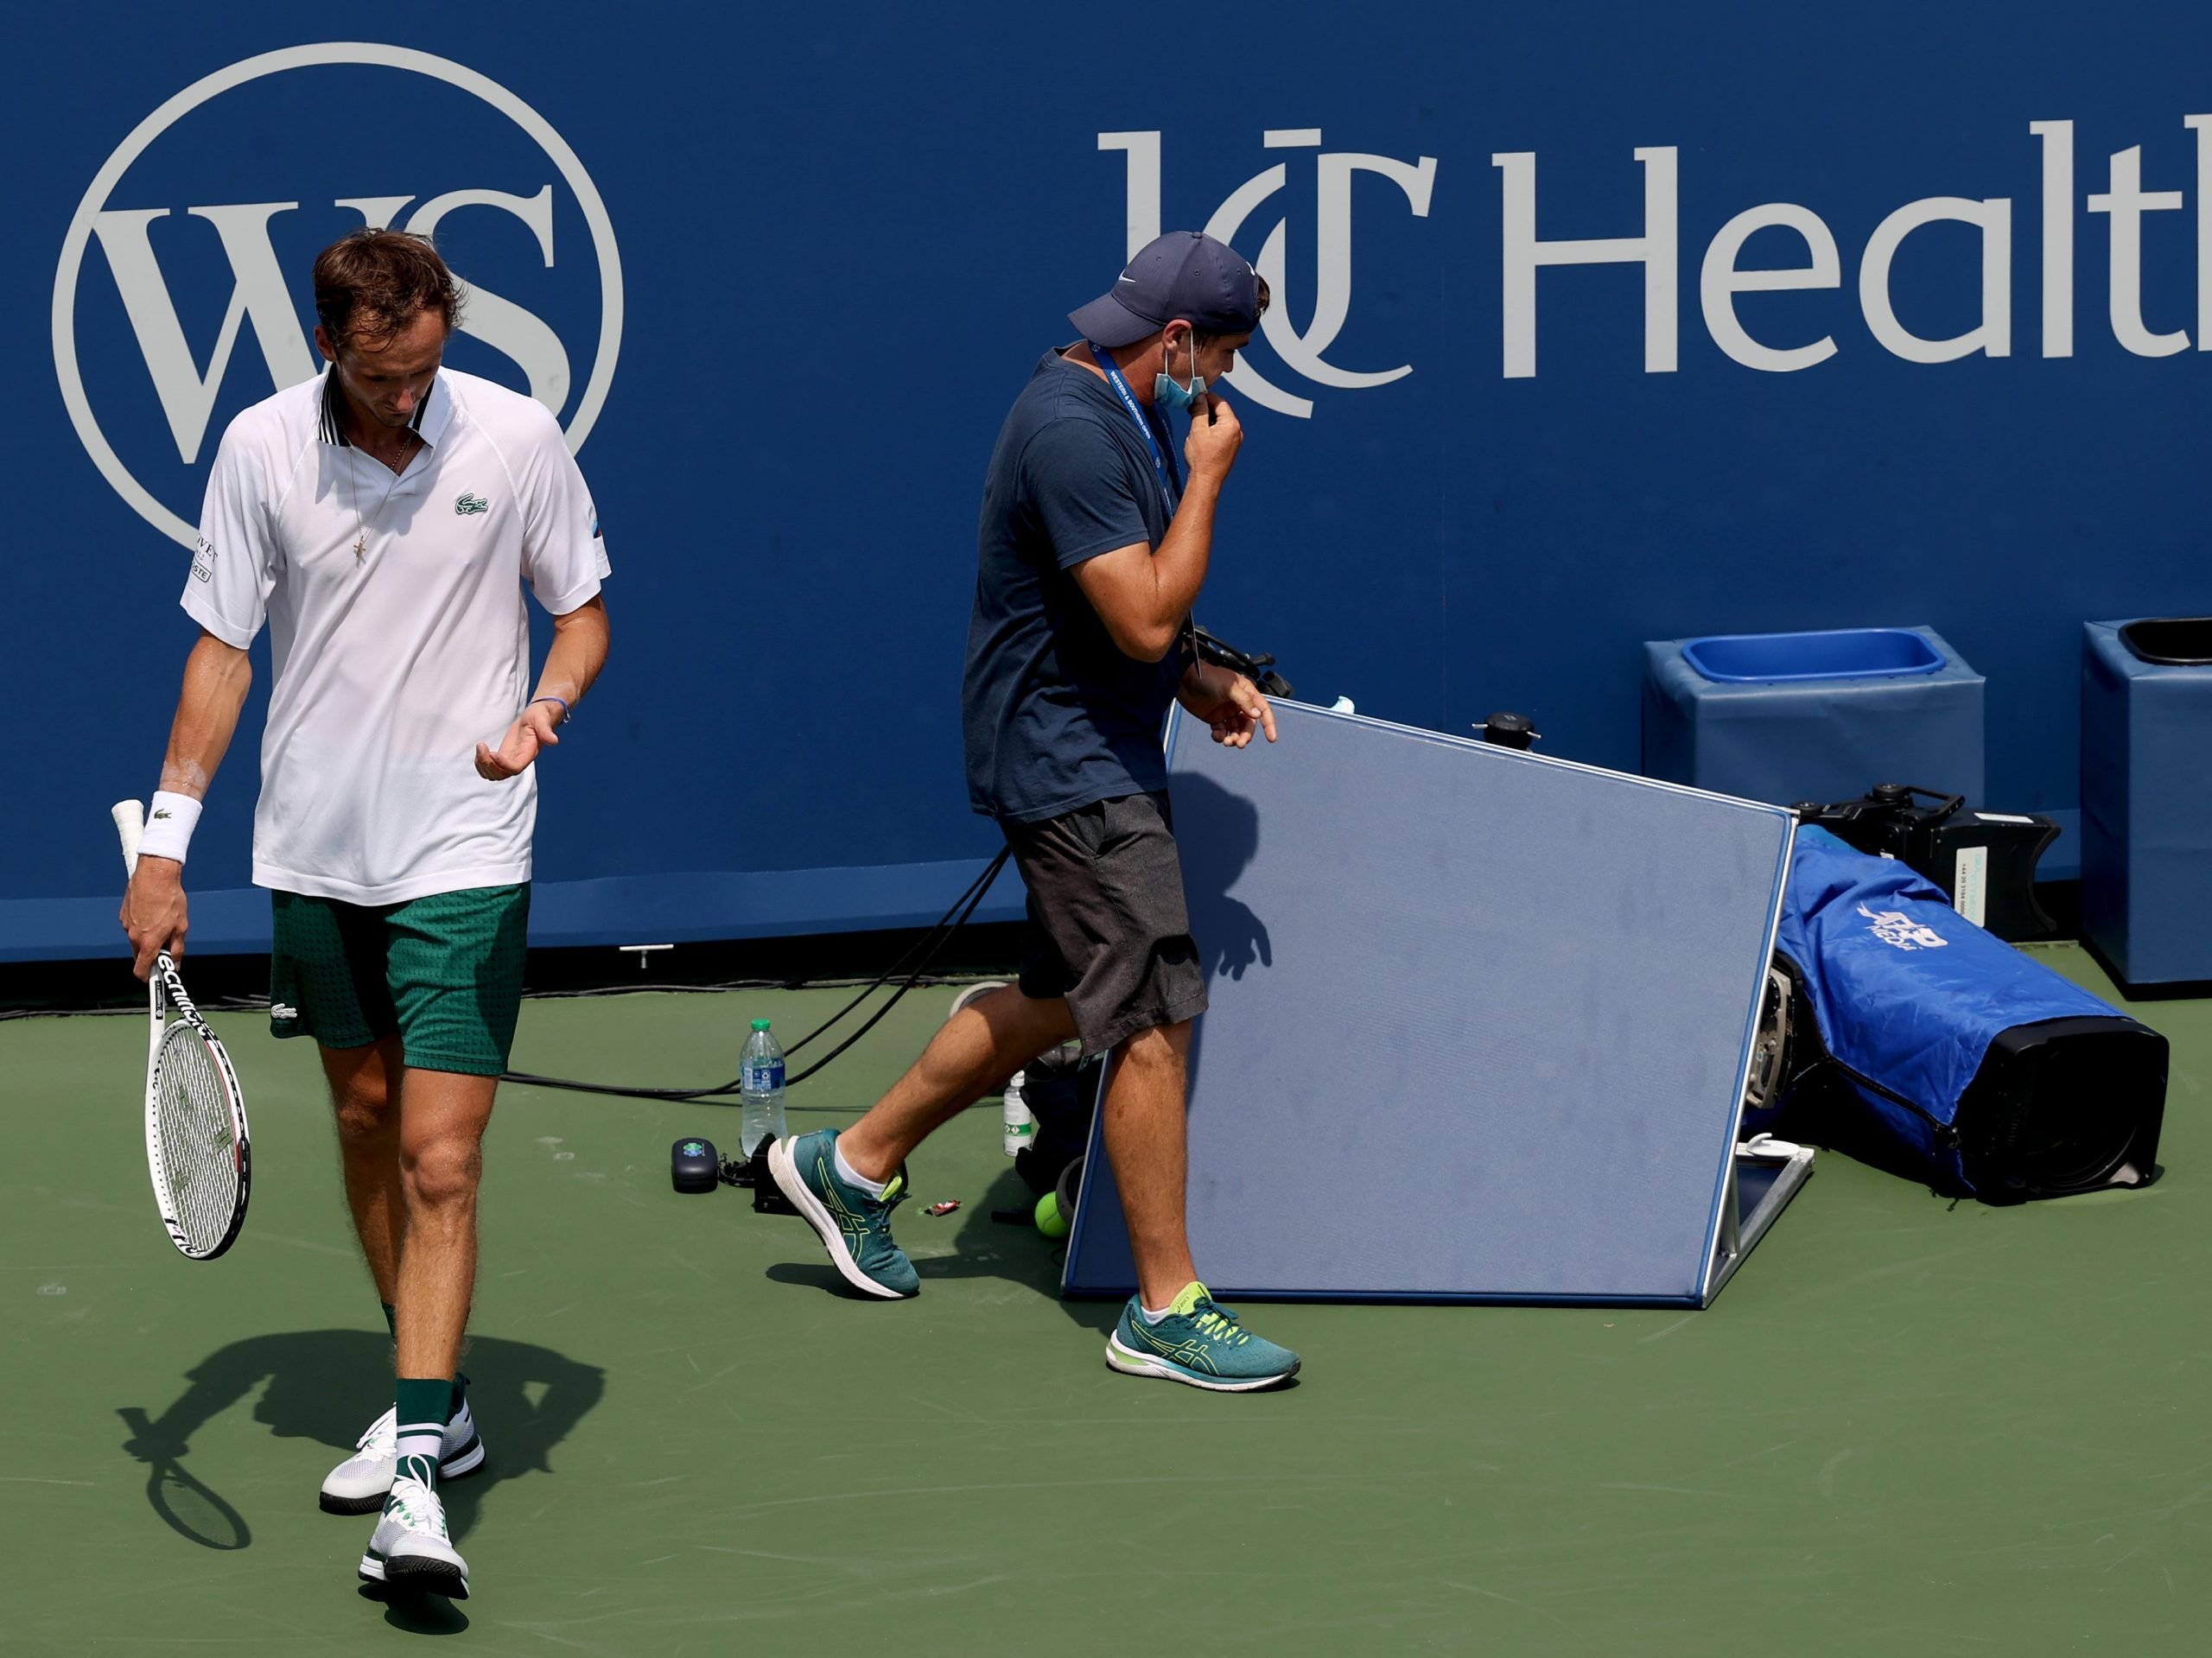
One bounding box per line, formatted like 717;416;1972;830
4;858;1027;965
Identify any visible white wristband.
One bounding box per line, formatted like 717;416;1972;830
137;791;203;865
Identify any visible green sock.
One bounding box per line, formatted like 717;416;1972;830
381;1302;397;1339
452;1370;469;1417
393;1376;452;1490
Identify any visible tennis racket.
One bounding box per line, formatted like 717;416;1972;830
114;799;251;1261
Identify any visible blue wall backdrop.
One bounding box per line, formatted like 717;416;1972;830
10;2;2210;959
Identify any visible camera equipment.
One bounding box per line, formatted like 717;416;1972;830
1191;624;1294;698
727;1138;799;1215
666;1133;800;1210
1478;712;1540;751
1794;783;2059;941
1741;964;1796;1118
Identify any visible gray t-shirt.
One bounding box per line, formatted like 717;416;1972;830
963;350;1188;825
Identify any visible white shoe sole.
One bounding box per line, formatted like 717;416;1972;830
1105;1331;1300;1392
767;1137;912;1300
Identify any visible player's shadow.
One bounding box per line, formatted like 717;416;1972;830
116;1329;605;1558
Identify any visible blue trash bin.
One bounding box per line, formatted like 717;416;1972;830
1643;625;1985;807
2082;619;2212;989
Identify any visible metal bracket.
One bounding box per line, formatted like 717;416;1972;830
1705;1136;1817;1304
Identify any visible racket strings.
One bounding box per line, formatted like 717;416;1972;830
156;1029;241;1255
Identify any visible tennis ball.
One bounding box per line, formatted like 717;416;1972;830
1034;1191;1070;1238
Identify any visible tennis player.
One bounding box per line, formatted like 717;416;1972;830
772;232;1300;1391
117;228;610;1597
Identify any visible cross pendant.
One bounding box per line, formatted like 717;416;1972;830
353;535;366;563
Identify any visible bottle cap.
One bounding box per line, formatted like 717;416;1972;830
750;1019;771;1031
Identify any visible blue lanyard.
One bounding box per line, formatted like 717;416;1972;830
1086;343;1181;512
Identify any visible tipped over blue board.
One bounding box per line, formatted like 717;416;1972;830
1062;701;1796;1306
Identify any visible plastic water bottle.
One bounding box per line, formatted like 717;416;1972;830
1002;1069;1036;1157
739;1019;786;1159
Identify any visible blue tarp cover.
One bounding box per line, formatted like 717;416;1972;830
1773;827;2122;1189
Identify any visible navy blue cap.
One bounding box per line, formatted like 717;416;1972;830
1070;232;1260;348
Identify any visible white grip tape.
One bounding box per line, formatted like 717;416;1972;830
136;791;203;865
112;799;145;877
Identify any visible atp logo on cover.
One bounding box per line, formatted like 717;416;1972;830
1859;904;1949;952
53;43;624;549
1101;129;1438;419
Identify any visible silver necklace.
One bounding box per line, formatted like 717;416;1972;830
348;434;419;563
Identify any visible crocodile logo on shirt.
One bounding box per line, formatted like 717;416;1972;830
454;492;490;516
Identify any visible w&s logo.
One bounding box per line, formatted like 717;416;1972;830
1100;129;1437;419
52;43;623;548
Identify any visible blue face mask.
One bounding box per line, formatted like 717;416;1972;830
1154;333;1206;412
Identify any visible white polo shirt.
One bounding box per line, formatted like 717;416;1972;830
181;367;609;905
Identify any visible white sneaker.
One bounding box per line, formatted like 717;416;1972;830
358;1476;469;1599
319;1397;486;1514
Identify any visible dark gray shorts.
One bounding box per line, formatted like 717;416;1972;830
1002;791;1209;1056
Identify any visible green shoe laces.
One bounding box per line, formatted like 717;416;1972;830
1189;1302;1249;1347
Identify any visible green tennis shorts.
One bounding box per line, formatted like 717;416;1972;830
268;884;531;1077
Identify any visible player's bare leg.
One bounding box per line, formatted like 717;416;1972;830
359;1065;496;1594
318;1045;490;1518
323;1037;406;1304
392;1068;499;1380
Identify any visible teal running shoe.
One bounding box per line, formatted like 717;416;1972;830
1106;1282;1301;1391
768;1128;918;1299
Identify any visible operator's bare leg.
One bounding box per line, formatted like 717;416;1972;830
836;986;1077;1181
1097;1020;1199;1311
1095;1016;1301;1390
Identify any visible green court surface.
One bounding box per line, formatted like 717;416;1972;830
3;946;2208;1655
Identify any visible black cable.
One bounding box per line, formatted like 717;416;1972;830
785;850;1003;1087
0;974;982;1023
784;852;1006;1059
496;848;1010;1102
